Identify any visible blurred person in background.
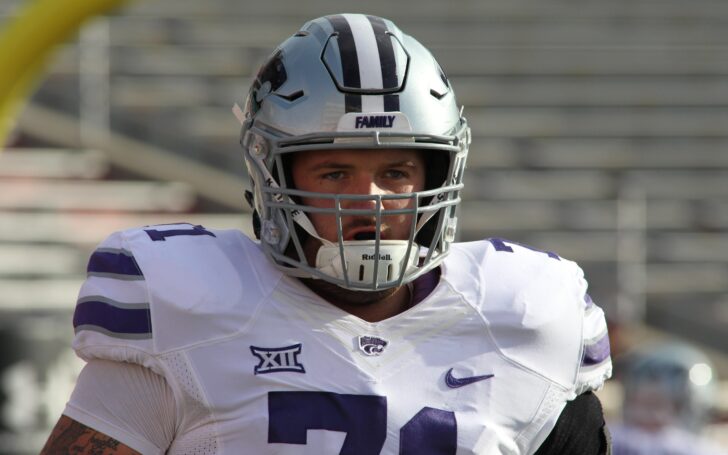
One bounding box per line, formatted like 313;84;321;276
611;342;727;455
40;14;612;454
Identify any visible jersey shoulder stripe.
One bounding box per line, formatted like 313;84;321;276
87;247;144;280
73;224;277;358
72;229;156;370
581;295;610;367
576;294;612;394
74;295;152;340
582;331;610;367
75;232;151;341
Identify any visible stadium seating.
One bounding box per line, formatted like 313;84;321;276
13;0;728;350
2;3;728;448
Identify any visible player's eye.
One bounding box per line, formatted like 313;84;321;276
322;170;346;180
384;169;408;179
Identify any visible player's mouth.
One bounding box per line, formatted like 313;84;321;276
346;228;383;241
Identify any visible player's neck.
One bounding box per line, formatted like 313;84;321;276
336;285;413;322
300;279;413;323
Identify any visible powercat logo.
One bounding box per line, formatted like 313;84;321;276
358;335;389;356
355;115;395;128
361;253;392;261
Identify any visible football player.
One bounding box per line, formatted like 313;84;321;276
42;14;612;454
610;342;727;455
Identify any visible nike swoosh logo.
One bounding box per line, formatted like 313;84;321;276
445;368;494;388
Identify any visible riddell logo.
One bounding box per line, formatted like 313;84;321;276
355;115;395;129
361;253;392;261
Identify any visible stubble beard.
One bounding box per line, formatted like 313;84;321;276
300;276;397;307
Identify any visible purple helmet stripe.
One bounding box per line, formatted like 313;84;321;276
326;14;362;112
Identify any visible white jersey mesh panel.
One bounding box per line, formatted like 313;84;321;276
161;351;220;454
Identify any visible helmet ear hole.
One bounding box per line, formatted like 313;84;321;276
424;152;450;192
251;209;262;240
416;215;439;248
279;154;296;197
416;151;451;247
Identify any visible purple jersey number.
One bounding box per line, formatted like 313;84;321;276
268;391;456;454
487;238;560;260
144;224;216;241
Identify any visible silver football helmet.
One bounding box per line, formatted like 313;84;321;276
237;14;470;291
620;342;717;432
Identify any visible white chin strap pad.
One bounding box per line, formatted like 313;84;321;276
316;240;419;288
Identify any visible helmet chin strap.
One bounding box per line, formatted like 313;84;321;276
316;240;420;290
250;145;442;289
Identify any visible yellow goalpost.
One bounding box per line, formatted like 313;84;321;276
0;0;133;148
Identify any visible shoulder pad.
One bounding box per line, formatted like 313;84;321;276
72;224;279;365
72;228;156;369
446;238;611;391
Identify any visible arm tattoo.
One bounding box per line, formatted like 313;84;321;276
41;415;141;455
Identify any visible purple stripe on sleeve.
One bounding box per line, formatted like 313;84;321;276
87;250;143;277
73;300;151;336
582;334;611;366
584;293;595;309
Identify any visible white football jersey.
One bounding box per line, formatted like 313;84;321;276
70;223;612;455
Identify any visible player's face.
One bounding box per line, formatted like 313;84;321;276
291;148;426;245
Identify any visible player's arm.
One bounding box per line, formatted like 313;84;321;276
54;230;183;454
43;359;176;454
533;265;612;453
41;415;141;455
534;391;611;455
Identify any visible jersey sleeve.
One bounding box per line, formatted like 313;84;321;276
456;238;613;393
63;359;176;455
72;229;162;374
575;292;612;395
72;223;267;371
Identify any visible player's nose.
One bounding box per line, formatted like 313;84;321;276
344;175;387;209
